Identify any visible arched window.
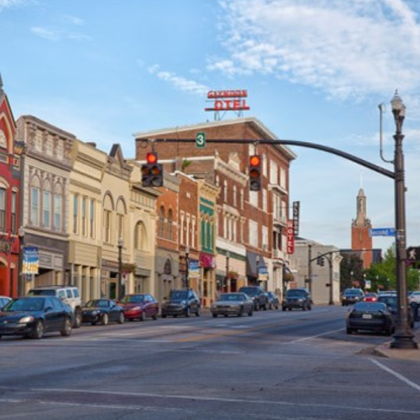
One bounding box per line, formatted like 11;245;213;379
168;209;173;240
42;180;52;228
30;176;41;226
103;193;114;243
116;198;127;242
53;183;63;232
134;221;146;250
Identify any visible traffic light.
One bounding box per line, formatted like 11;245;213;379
249;155;262;191
317;256;325;266
141;152;163;187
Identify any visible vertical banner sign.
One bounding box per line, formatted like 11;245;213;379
22;246;39;274
188;260;200;278
292;201;300;236
287;220;295;254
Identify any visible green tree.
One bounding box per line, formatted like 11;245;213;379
340;253;364;291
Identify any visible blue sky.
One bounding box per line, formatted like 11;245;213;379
2;0;420;252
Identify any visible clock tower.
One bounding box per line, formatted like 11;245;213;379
351;188;373;268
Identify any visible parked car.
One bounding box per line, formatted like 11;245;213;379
118;294;159;321
238;286;268;310
282;288;312;311
161;289;201;318
363;292;378;302
211;293;254;317
267;292;280;310
377;293;415;328
341;288;364;306
81;299;125;325
408;291;420;305
28;285;82;328
346;301;394;335
0;296;11;310
0;296;73;339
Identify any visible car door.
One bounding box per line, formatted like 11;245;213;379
108;300;120;322
51;297;68;331
43;298;59;332
149;295;158;317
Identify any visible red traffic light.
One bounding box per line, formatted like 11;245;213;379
146;152;158;164
249;155;261;167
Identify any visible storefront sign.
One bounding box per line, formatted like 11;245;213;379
23;246;39;274
292;201;300;236
287;220;294;254
199;253;216;269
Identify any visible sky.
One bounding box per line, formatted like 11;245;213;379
1;0;420;253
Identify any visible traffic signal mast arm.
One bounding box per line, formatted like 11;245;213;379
310;249;378;263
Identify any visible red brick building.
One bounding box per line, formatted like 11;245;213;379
135;117;296;295
0;75;23;297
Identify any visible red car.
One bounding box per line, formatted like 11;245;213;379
364;292;378;302
118;294;159;321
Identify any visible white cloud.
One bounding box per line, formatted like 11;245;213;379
146;63;209;96
213;0;420;100
31;26;60;41
0;0;24;11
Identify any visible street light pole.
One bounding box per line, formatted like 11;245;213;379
390;91;418;349
117;238;123;301
308;244;312;294
185;245;189;289
225;251;230;293
256;255;260;285
17;226;25;296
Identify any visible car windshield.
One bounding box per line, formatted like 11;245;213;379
239;288;258;296
353;302;387;311
377;296;397;308
27;289;55;296
120;295;145;304
218;294;244;302
286;290;307;297
169;291;188;301
344;290;362;295
85;299;110;308
4;298;45;312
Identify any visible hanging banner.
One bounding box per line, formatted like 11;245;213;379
188;260;200;279
23;246;39;274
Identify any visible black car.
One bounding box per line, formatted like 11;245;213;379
282;288;312;311
82;299;125;325
346;301;394;335
238;286;268;310
0;296;73;339
377;293;415;328
341;288;364;306
161;289;201;318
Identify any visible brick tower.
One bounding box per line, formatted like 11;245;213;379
351;188;373;268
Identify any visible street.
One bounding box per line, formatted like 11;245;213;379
0;306;419;420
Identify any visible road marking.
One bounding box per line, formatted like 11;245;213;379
16;387;420;415
284;327;345;344
370;358;420;392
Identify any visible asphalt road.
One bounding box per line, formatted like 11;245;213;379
0;305;419;420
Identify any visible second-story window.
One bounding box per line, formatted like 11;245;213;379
104;209;111;243
43;190;51;228
90;199;95;238
82;197;87;236
168;209;173;241
0;187;6;232
11;191;17;233
31;187;40;226
233;185;237;207
73;194;79;234
54;194;62;232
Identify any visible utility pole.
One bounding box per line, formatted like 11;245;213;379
308;244;312;294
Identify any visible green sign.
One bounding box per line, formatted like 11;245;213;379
195;132;206;148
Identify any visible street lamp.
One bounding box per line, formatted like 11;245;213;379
185;245;189;289
117;237;123;301
17;226;25;296
225;251;230;293
390;91;418;349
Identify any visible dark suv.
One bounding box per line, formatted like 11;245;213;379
282;288;312;311
238;286;268;310
341;288;364;306
377;293;415;328
161;289;201;318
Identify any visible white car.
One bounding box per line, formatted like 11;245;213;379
409;291;420;304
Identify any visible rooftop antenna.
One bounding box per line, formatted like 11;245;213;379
378;103;393;164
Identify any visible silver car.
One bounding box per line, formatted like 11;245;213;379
211;293;254;317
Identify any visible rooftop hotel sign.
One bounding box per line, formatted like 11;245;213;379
205;90;250;114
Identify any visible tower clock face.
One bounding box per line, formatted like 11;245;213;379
0;129;7;148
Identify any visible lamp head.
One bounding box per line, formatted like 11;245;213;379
391;90;406;121
18;226;25;238
118;237;123;247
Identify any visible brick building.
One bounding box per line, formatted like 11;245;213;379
135;117;296;295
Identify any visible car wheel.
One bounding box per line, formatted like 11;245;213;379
212;313;217;318
248;310;253;317
118;312;125;324
101;313;109;326
346;327;354;334
141;311;146;322
91;322;97;326
282;306;286;311
161;314;167;318
129;318;134;322
61;317;72;337
74;310;82;329
195;308;201;317
31;320;44;339
152;313;158;320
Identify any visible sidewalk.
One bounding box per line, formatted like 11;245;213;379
374;327;420;361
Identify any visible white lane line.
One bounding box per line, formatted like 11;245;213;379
284;327;345;344
370;358;420;392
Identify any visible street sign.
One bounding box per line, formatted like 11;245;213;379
407;246;420;262
195;132;206;148
369;228;395;237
